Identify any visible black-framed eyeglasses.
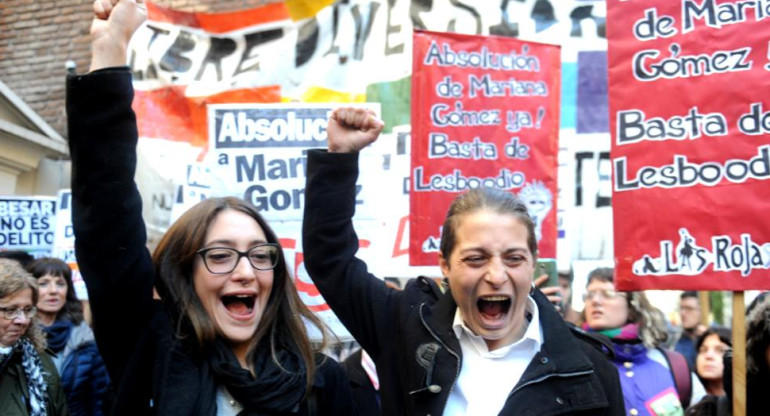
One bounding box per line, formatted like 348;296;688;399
196;243;280;274
0;306;37;320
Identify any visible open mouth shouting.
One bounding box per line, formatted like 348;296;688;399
220;293;257;320
477;295;512;328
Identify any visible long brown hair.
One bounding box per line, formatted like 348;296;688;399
152;197;328;390
0;259;46;351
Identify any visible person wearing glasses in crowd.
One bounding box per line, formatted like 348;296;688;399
302;107;625;415
65;1;356;414
673;291;707;368
26;258;110;416
0;259;69;415
582;267;706;416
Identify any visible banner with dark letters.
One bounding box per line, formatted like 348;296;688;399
0;196;56;257
410;30;560;265
608;0;770;290
127;1;617;275
207;103;388;339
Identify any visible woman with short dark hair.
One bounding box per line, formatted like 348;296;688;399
694;327;731;397
301;107;625;415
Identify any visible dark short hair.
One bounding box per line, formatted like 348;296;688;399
26;258;84;324
747;295;770;374
0;250;34;268
439;187;537;264
681;291;698;301
696;326;732;352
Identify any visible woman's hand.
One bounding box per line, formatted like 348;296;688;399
90;0;148;72
327;107;385;153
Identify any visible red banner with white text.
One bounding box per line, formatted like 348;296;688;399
608;0;770;290
410;30;560;265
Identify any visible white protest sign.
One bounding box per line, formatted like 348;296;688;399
0;196;56;257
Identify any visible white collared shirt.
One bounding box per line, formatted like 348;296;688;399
443;296;543;416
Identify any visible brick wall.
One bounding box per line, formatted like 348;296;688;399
0;0;276;139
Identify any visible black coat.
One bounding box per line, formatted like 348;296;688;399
66;68;356;416
303;149;626;416
341;349;381;416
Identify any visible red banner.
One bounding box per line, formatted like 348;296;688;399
410;30;560;265
608;0;770;290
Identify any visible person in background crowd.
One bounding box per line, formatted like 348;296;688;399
745;294;770;415
557;270;580;324
0;259;69;415
582;267;705;416
302;106;625;415
26;258;110;416
674;291;707;368
688;295;769;416
0;251;35;269
65;1;356;414
694;327;731;397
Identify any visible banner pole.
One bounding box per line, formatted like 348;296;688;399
698;291;710;327
732;291;746;416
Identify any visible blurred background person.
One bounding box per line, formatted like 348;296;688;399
582;267;705;416
746;294;770;415
0;251;35;269
0;258;69;415
557;270;580;324
694;327;731;397
27;258;109;416
674;291;707;369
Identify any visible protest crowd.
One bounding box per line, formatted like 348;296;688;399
1;0;769;416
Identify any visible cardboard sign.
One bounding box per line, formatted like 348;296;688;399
51;190;88;300
608;0;770;290
0;196;56;257
410;30;560;265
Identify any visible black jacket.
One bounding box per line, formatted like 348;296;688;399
66;68;356;416
54;322;110;416
303;150;626;416
341;349;381;416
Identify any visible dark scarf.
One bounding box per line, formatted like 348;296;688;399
207;337;307;416
42;319;73;353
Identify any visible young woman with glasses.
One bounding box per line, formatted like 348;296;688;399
582;267;706;415
0;259;69;415
65;1;356;414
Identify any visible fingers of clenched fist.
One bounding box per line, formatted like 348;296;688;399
331;108;382;131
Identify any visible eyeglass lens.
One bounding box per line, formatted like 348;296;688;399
201;245;279;274
584;289;624;301
0;307;36;319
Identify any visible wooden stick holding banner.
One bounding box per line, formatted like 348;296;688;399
698;291;710;327
606;2;769;414
732;291;746;416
